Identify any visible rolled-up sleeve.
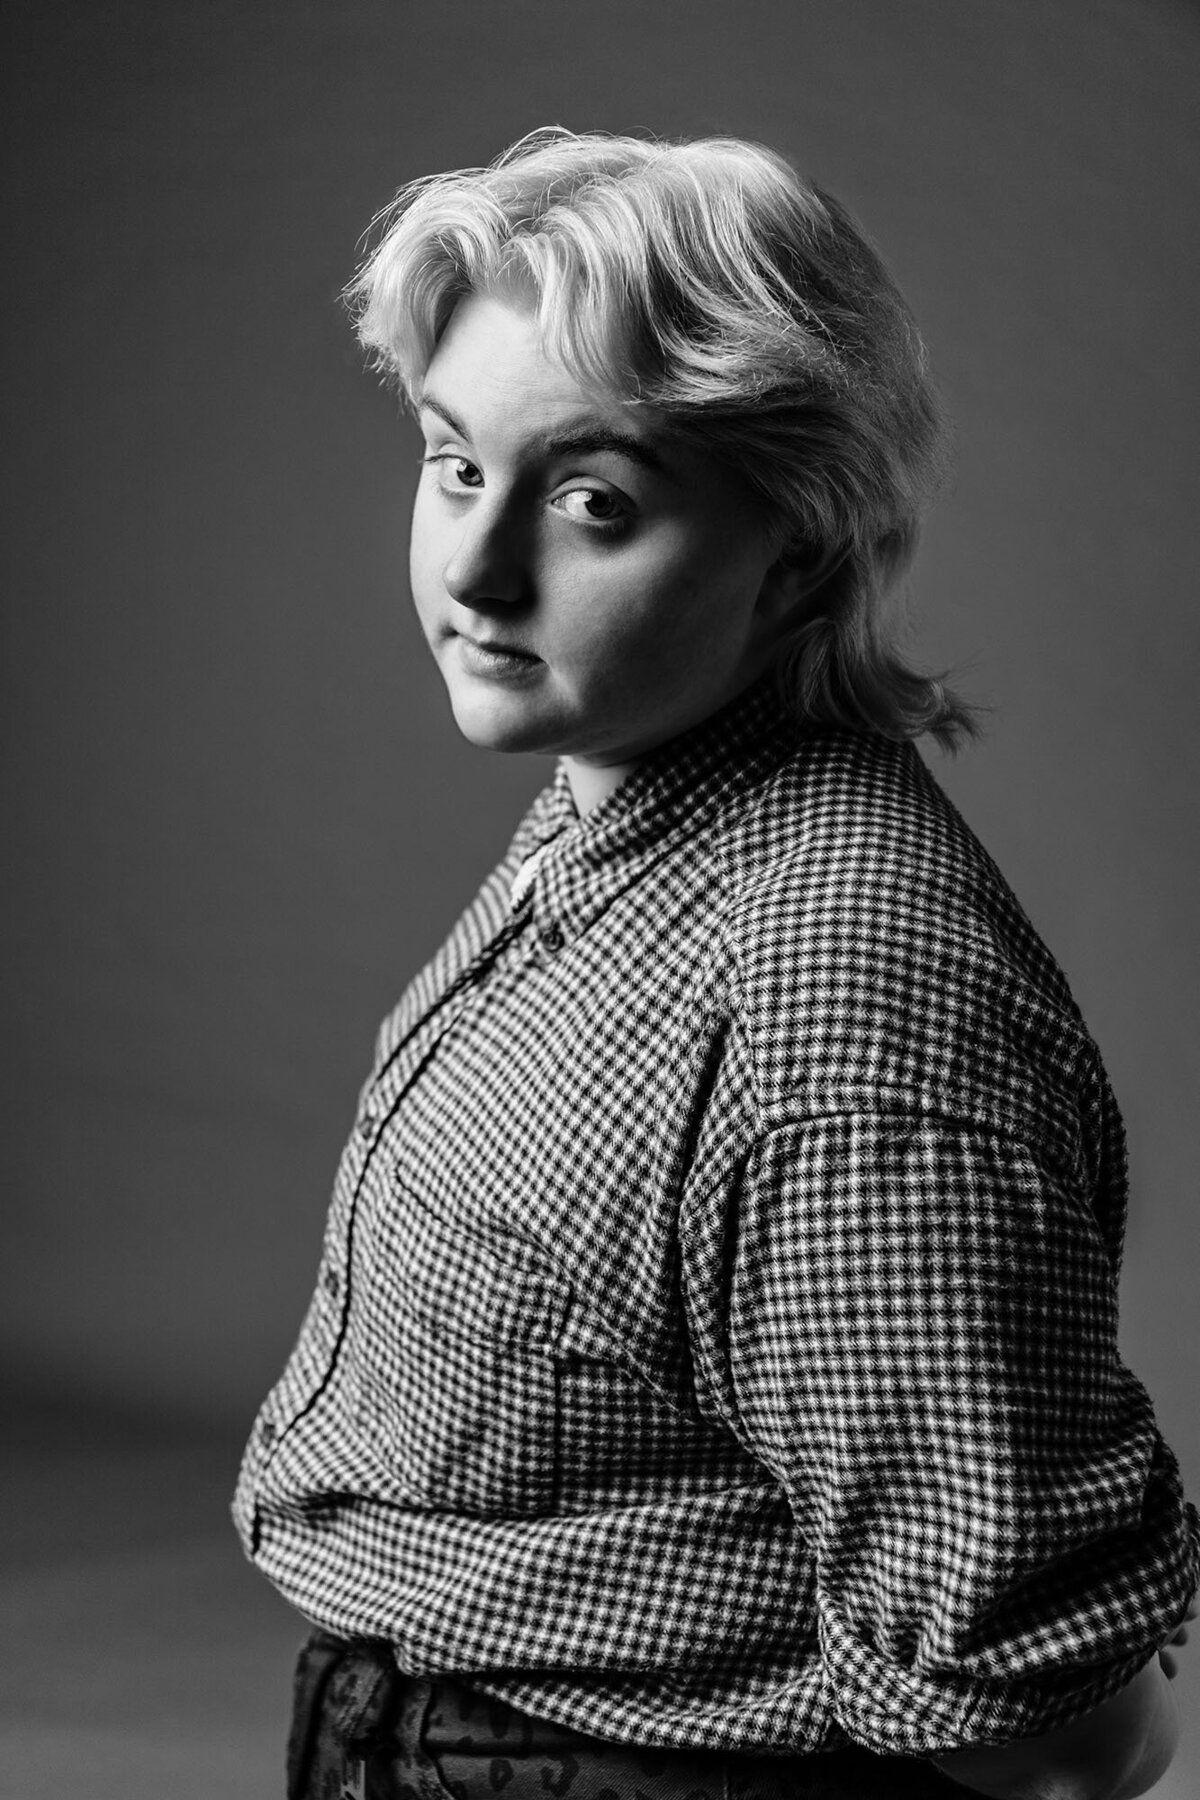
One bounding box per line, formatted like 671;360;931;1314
702;1111;1198;1754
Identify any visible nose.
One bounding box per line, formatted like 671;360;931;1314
441;495;529;610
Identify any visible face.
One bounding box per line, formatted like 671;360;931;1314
409;292;794;778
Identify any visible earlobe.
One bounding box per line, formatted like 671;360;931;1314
755;544;844;635
754;561;805;634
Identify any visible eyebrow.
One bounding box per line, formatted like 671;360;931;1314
417;392;677;483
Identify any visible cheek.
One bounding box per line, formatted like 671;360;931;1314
561;569;734;702
622;550;759;665
408;504;441;606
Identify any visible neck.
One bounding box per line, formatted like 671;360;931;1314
563;756;639;816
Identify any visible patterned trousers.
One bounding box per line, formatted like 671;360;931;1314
285;1629;968;1800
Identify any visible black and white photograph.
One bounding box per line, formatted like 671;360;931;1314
3;4;1198;1795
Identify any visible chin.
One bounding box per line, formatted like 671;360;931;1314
445;682;558;756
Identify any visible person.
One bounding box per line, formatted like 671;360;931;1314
233;128;1197;1800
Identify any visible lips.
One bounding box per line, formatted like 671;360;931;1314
457;633;540;662
451;632;544;682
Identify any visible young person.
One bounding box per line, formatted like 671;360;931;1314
234;129;1196;1800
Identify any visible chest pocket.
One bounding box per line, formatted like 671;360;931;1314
349;1174;568;1518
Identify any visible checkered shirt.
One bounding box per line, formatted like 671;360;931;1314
234;678;1197;1758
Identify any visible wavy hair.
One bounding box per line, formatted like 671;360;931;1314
346;128;975;746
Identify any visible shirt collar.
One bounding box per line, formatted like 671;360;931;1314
509;675;803;942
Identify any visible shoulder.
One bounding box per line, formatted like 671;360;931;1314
707;729;1102;1149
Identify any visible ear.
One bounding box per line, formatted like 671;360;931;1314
753;543;846;637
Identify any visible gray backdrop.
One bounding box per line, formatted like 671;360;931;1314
4;0;1197;1515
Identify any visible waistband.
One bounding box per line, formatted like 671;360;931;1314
287;1630;964;1800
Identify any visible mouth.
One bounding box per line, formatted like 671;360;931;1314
460;633;539;658
453;632;543;675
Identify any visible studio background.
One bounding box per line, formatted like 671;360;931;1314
3;2;1198;1795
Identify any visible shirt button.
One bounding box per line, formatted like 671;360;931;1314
541;922;565;953
323;1266;340;1299
259;1418;277;1447
356;1116;375;1142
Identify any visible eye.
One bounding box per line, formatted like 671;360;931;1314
421;454;483;491
554;486;624;525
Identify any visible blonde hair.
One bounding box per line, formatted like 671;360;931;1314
346;128;974;746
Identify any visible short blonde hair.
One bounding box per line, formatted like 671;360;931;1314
346;128;973;746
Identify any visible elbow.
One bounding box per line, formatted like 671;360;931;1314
931;1660;1180;1800
1059;1665;1180;1800
1039;1735;1178;1800
1048;1751;1177;1800
931;1752;1174;1800
1098;1696;1180;1800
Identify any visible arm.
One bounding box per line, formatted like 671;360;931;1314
933;1658;1179;1800
939;1609;1195;1800
703;1115;1199;1760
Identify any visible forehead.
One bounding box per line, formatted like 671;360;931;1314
417;290;773;537
419;292;654;444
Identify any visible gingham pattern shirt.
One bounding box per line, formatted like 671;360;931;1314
234;679;1197;1758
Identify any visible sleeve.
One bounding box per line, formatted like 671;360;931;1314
687;1111;1199;1756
